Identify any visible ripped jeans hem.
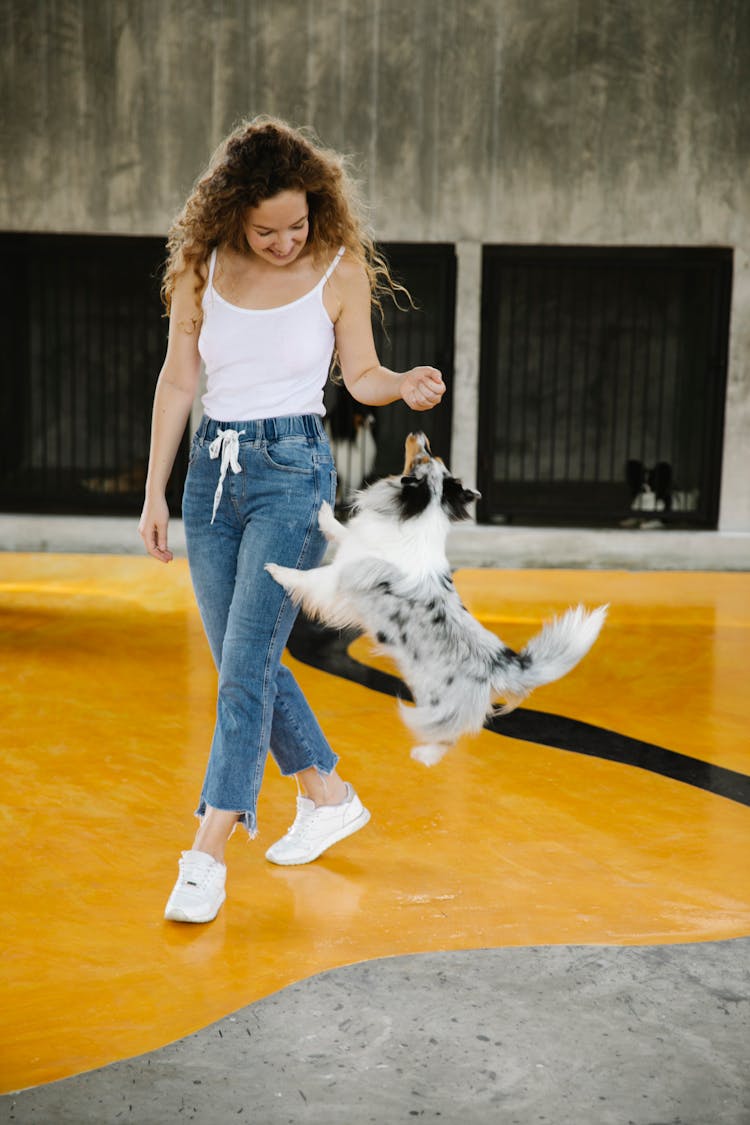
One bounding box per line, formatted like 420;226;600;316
195;800;258;840
275;756;339;780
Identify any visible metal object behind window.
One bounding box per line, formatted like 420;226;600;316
478;246;732;528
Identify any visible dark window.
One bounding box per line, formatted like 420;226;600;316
325;242;456;506
478;246;732;527
0;232;178;515
0;234;455;516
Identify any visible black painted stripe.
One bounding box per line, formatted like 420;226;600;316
288;617;750;809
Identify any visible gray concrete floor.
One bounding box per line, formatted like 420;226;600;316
2;940;748;1125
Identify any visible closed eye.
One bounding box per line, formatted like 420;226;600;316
254;216;308;237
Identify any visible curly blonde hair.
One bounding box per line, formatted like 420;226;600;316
162;115;408;320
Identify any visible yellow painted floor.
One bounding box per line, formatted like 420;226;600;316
1;554;749;1092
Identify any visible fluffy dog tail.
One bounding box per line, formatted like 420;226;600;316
492;604;608;714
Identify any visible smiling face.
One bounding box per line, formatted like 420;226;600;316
243;189;310;266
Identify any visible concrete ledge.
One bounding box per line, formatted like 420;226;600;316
446;523;750;571
2;514;749;570
0;514;184;557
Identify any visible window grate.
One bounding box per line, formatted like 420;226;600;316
478;246;732;527
0;235;455;517
325;242;456;506
0;232;179;515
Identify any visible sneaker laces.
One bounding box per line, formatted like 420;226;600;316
282;787;353;843
178;852;219;891
208;428;245;524
282;801;318;842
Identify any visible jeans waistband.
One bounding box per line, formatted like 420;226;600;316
196;413;327;445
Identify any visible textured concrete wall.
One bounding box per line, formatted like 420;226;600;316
4;0;747;243
2;0;749;529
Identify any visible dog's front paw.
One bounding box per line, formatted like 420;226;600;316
265;562;308;607
265;562;291;587
318;501;339;540
410;743;451;767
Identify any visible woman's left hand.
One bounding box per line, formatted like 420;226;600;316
400;367;446;411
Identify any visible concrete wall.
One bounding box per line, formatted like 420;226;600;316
3;0;749;531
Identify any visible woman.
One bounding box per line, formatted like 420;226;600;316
139;116;445;923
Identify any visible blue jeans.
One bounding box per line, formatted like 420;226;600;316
182;414;339;835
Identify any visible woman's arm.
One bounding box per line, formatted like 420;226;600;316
138;269;204;563
330;259;446;411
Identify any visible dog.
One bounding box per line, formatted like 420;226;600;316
266;432;607;766
327;411;377;503
622;459;700;528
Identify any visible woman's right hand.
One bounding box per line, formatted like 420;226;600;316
399;366;446;411
138;493;173;563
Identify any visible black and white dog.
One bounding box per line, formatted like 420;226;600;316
266;433;607;766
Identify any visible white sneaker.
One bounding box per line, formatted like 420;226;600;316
265;784;370;866
164;849;227;923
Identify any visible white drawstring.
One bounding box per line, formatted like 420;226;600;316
208;428;245;524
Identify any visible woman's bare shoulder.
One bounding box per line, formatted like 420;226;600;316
333;251;367;283
173;258;209;292
170;260;208;334
323;251;369;322
328;251;369;300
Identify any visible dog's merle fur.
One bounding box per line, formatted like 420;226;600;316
266;433;607;765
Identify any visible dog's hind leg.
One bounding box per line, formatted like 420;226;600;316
410;741;453;767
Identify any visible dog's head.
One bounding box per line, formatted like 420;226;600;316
397;432;481;522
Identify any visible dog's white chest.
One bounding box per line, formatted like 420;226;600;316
338;512;449;578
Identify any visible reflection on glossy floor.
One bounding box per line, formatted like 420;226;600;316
1;554;749;1093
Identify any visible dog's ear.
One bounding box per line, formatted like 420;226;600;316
626;459;645;496
652;461;672;492
651;462;673;508
398;475;432;519
441;477;481;522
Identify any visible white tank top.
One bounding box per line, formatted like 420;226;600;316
198;246;345;421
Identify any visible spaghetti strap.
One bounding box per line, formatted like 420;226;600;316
201;247;218;310
207;247;218;287
322;246;345;284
